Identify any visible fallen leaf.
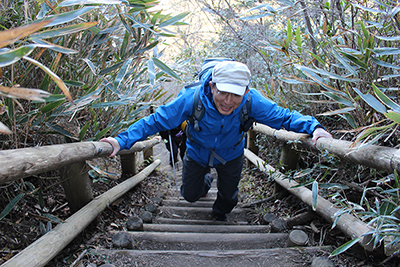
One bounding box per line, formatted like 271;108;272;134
0;121;12;135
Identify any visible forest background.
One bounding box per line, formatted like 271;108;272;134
0;0;400;262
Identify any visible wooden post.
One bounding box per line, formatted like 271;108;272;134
60;161;93;214
246;129;258;168
120;153;137;176
143;146;153;165
280;143;300;171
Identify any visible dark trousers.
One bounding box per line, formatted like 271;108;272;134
180;153;244;215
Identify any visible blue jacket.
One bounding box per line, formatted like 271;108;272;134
115;71;322;166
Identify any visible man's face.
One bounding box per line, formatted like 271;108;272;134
210;82;243;115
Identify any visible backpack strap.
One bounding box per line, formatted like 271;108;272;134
239;92;255;132
188;86;205;132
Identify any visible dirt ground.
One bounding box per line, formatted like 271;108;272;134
0;143;399;267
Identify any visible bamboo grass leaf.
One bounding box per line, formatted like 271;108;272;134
95;126;112;140
372;47;400;56
0;193;25;220
317;107;355;116
30;38;78;54
0;20;52;49
114;58;132;90
312;180;318;211
42;213;65;223
372;58;400;70
0;86;50;102
59;0;127;6
152;58;181;81
37;6;97;27
148;58;155;86
372;84;400;113
0;121;12;135
331;48;357;76
331;238;361;256
323;92;354;107
0;45;36;67
352;3;386;14
91;101;128;108
23;56;73;103
46;122;78;140
158;12;189;28
287;20;292;43
82;58;97;75
353;87;387;114
374;35;400;41
385;111;400;123
296;26;302;53
30;22;98;39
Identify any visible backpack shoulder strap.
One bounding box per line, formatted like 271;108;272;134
188;86;205;132
239;93;255;132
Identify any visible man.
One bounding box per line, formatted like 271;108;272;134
100;60;332;221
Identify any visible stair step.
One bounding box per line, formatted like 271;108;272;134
159;206;256;222
120;231;289;250
154;217;248;225
96;246;333;267
143;223;271;233
162;199;214;208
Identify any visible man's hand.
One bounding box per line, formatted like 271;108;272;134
99;137;121;157
312;127;332;145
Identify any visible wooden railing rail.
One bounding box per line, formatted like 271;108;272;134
252;123;400;174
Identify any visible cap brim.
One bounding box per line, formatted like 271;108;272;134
216;83;246;96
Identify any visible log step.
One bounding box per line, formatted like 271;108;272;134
158;206;256;222
121;231;289;250
96;246;333;267
162;199;214;208
143;223;271;233
153;217;248;225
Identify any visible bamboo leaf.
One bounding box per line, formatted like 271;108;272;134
287;20;292;43
79;121;91;141
114;58;132;90
353;87;387;114
152;57;181;81
59;0;127;6
30;22;98;39
312;180;318;211
148;58;155;86
0;45;36;67
296;26;302;53
374;35;400;41
372;47;400;56
331;238;361;256
0;86;50;102
331;48;357;76
46;122;78;140
91;101;128;108
0;20;52;49
37;6;97;28
385;111;400;123
372;84;400;113
317;107;355;116
95;126;112;140
352;3;386;14
31;38;78;54
372;58;400;70
22;56;73;103
323;92;354;107
0;193;25;220
159;12;189;28
42;213;65;223
0;121;12;135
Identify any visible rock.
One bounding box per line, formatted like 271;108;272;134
150;196;162;205
112;232;132;248
139;210;153;223
262;213;278;225
126;216;143;231
287;229;309;247
311;257;335;267
145;203;157;213
271;218;288;233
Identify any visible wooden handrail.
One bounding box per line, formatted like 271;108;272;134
252;123;400;174
0;138;161;185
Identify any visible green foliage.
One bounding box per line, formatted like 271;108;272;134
0;0;188;145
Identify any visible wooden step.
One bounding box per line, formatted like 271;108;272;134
119;231;289;250
96;246;333;267
158;206;256;222
153;217;248;225
162;199;214;208
143;223;271;233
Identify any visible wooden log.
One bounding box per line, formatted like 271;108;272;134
0;159;161;267
287;229;309;247
244;148;375;252
285;211;317;228
252;123;400;174
0;138;160;184
60;161;93;213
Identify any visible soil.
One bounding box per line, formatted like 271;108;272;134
0;143;399;267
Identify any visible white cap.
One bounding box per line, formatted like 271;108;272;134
212;61;251;96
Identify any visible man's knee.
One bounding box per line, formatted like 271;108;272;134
181;190;201;203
